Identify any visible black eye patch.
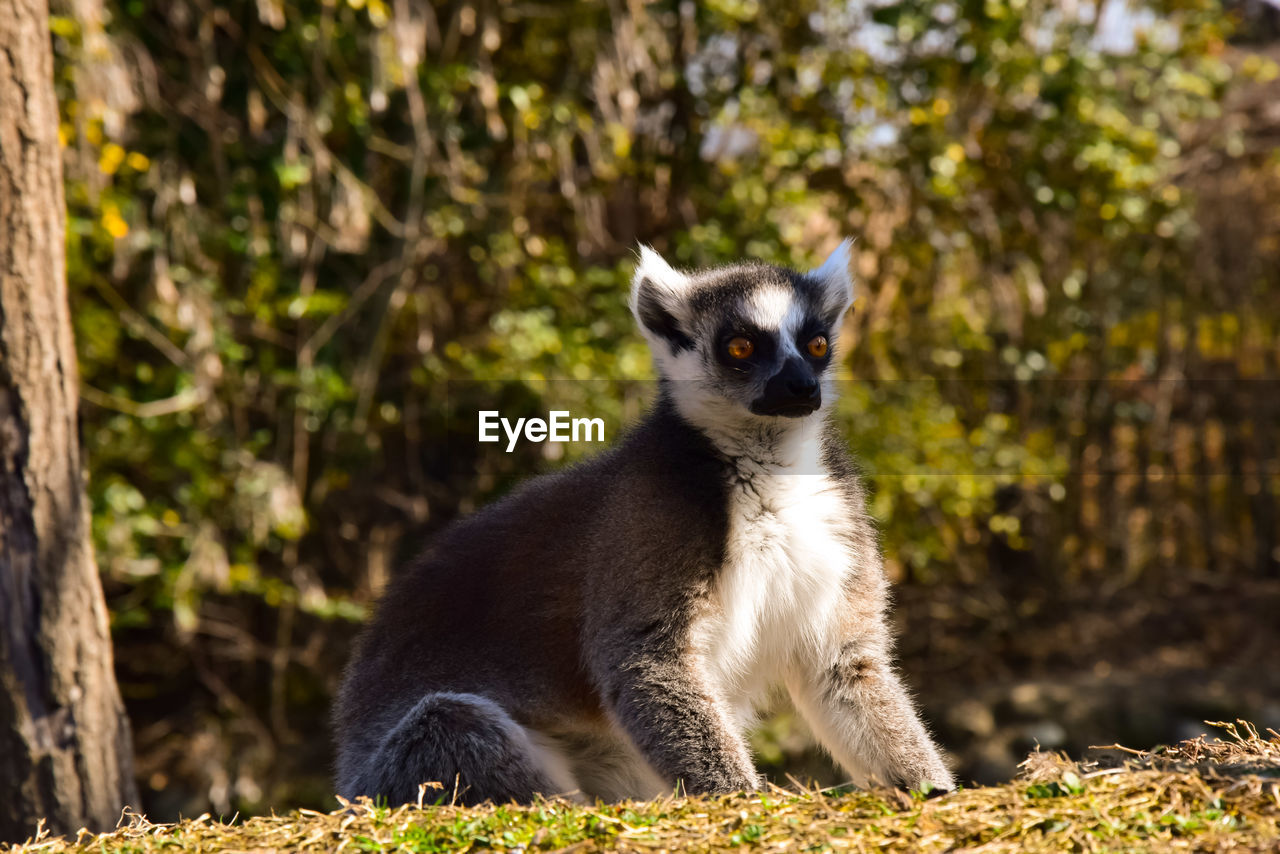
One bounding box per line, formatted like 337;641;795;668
796;319;835;364
713;322;776;371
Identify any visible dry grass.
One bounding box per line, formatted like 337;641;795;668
7;722;1279;853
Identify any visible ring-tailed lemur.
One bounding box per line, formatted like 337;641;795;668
332;242;953;805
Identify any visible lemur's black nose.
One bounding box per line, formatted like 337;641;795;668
786;376;819;398
751;357;822;417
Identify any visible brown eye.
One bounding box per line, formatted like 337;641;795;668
726;337;754;359
807;335;829;358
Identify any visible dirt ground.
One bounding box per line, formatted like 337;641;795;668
12;724;1279;853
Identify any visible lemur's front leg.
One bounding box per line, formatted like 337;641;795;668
789;631;953;793
596;652;760;795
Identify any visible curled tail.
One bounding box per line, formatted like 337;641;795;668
336;692;577;806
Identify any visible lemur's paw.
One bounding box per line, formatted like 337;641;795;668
723;773;764;794
899;776;953;800
690;770;762;796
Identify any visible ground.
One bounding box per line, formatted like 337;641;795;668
6;722;1278;853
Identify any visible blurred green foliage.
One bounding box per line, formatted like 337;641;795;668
51;0;1280;819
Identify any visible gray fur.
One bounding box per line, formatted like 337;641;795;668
341;693;569;805
332;244;953;805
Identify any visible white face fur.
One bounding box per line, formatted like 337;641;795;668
630;242;855;447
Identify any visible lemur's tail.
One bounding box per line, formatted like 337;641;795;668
337;692;576;806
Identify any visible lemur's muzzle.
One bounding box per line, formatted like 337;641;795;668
751;357;821;417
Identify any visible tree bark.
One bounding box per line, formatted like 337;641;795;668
0;0;139;842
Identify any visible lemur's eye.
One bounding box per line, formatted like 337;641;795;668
726;337;754;359
807;335;829;358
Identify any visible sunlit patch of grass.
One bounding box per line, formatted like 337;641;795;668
6;722;1279;853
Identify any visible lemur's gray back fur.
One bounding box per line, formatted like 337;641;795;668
332;244;953;805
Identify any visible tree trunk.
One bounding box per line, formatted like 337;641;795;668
0;0;139;842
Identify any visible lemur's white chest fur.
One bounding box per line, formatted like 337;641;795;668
689;417;853;726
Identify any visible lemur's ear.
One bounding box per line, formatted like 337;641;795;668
631;245;696;352
807;239;855;321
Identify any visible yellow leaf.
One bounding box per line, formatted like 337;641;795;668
101;206;129;239
99;142;126;175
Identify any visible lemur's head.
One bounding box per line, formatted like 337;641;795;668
630;242;853;429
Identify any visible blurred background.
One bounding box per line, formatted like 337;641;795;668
51;0;1280;820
